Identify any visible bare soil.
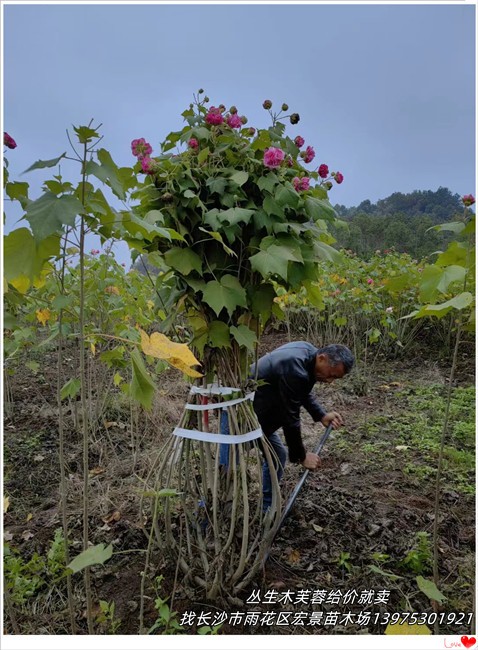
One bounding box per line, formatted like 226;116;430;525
3;334;475;636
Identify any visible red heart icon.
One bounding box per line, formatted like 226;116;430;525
461;637;477;649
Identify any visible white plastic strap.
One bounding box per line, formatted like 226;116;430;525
190;384;239;397
185;393;254;411
173;427;263;445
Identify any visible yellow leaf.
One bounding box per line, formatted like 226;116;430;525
171;358;203;378
4;496;10;513
113;373;123;386
36;308;51;326
139;329;201;373
385;621;431;635
26;513;33;522
11;274;30;294
90;343;96;355
147;300;154;310
105;285;120;295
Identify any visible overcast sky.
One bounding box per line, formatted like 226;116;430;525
3;2;476;265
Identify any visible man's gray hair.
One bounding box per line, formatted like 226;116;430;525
317;344;355;374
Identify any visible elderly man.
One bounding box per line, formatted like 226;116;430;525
250;341;355;511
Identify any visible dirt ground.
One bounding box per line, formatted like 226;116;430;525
3;333;475;636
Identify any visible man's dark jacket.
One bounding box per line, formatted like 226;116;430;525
250;341;326;463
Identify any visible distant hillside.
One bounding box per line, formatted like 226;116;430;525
334;187;463;222
331;187;463;259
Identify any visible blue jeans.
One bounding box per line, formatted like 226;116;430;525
262;431;287;511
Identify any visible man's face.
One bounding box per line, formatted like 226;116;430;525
314;354;346;383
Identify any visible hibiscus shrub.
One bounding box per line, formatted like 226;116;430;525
127;92;345;377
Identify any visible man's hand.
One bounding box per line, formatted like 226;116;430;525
301;452;321;470
321;411;344;429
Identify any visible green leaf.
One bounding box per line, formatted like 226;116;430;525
305;196;336;221
85;149;126;200
429;221;465;234
164;248;202;276
251;130;271;151
217;207;255;226
202;275;247;317
435;241;469;267
3;312;19;330
24;192;82;240
60;378;81;401
230;324;257;351
208;321;231;349
249;247;289;281
130;348;156;410
206;177;227;196
192;126;210;141
275;184;299;209
257;173;278;194
73;125;100;143
419;265;467;302
229;170;249;187
52;294;74;310
416;576;446;604
263;196;284;218
313;240;342;263
4;228;60;287
67;543;113;574
23;153;67;174
197;147;210;164
408;292;474;319
6;181;29;208
250;283;276;324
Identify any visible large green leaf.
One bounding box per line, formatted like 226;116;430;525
6;181;29;208
217;207;255;226
419;265;467;302
305;196;336;222
408;292;474;319
416;576;446;604
229;170;249;187
250;247;289;281
250;284;277;324
164;247;202;275
257;173;278;194
122;212;178;243
60;378;81;401
202;275;247;317
275;184;299;209
208;321;231;349
24;192;82;240
435;242;469;267
313;240;342;263
4;228;60;287
85;148;126;200
230;324;257;351
429;221;465;234
206;177;227;196
67;543;113;574
130;348;156;410
263;196;284;218
23;153;67;174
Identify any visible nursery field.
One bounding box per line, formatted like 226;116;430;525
3;330;475;636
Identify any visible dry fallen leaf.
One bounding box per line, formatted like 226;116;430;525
26;513;33;522
4;531;13;542
33;454;45;462
3;495;10;513
89;467;105;477
287;549;301;565
103;421;118;429
102;510;121;525
21;530;34;541
312;523;323;533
